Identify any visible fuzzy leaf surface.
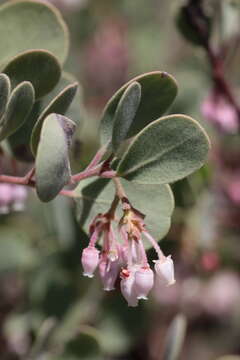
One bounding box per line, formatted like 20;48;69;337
36;113;76;202
117;114;210;184
0;81;34;141
112;82;141;151
31;82;78;155
74;177;174;249
0;0;68;66
0;73;11;121
3;50;61;99
100;71;177;145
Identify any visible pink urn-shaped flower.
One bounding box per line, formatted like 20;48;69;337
134;267;154;300
154;256;175;286
81;246;100;278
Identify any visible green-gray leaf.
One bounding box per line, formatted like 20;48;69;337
7;73;82;163
8;101;42;162
117;114;210;184
112;82;141;152
74;177;174;248
3;49;61;99
31;82;78;155
36;113;76;202
100;71;177;145
0;81;34;141
0;0;69;67
42;72;82;127
0;73;11;121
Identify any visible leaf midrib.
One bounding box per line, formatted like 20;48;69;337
119;131;201;176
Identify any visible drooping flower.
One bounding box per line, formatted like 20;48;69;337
81;246;100;278
154;256;176;286
120;268;138;307
99;254;121;291
134;266;154;300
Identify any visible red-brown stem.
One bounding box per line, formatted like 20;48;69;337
85;143;109;170
59;189;75;197
0;165;116;198
207;45;240;119
0;174;31;185
113;177;127;200
71;164;103;183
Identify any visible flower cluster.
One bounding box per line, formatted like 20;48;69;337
81;199;175;306
0;184;28;214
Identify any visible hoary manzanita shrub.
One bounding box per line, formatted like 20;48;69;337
0;0;210;306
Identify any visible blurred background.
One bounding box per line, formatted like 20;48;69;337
1;0;240;359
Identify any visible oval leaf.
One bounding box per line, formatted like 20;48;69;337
0;73;11;121
36;113;76;202
0;0;69;66
117;114;210;184
8;73;82;162
100;71;178;145
31;82;78;155
0;81;34;141
112;81;141;152
74;177;174;248
3;49;61;99
41;72;82;127
8;101;42;162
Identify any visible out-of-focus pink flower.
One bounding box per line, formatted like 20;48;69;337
0;184;28;214
225;179;240;205
12;185;28;212
201;91;238;133
0;183;13;214
200;251;220;272
202;271;240;316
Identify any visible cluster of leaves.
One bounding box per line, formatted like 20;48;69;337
0;0;81;199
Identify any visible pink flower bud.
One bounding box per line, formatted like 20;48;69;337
81;246;99;278
154;256;175;286
99;258;120;291
120;269;138;307
134;267;154;300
